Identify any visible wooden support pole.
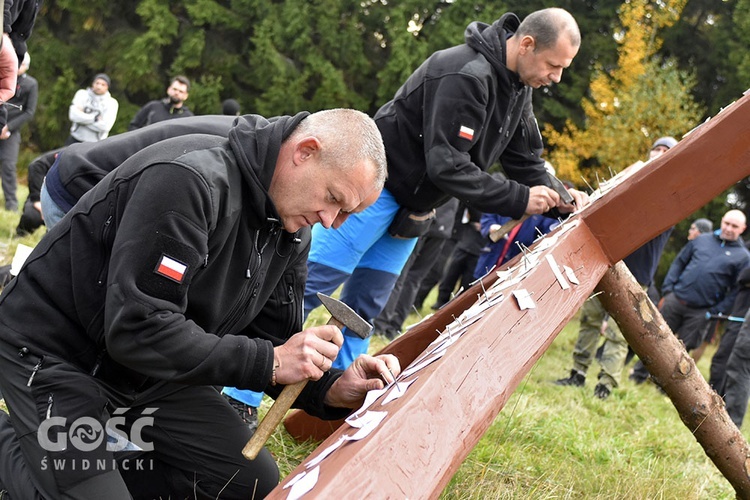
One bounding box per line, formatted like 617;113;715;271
596;261;750;499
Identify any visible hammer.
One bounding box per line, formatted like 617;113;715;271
489;173;574;243
705;312;746;323
242;292;372;460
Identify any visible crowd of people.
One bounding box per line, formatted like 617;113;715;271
0;4;748;499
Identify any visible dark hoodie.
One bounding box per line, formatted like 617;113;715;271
0;113;345;419
375;13;551;219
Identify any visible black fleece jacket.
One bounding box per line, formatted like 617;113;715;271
45;115;237;211
376;13;551;219
0;113;346;419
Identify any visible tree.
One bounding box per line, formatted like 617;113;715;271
545;0;702;186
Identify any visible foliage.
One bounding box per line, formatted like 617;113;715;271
269;298;742;498
545;0;703;186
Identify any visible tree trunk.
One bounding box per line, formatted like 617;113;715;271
597;261;750;498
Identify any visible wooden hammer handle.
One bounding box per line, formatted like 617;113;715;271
242;316;344;460
489;214;529;242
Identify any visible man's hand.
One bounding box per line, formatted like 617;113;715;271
273;325;344;385
557;188;590;214
324;354;401;408
0;125;10;140
527;186;590;216
526;185;560;214
0;34;18;104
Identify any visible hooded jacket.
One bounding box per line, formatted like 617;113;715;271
0;112;344;418
375;13;551;218
46;115;236;212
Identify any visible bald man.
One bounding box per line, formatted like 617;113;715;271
631;209;750;384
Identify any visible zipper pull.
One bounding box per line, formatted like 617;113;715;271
27;357;44;387
46;395;54;419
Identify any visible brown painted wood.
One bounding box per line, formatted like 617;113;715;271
597;262;750;498
271;92;750;498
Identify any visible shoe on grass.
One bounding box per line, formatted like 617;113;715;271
593;383;611;399
554;369;585;387
223;394;259;434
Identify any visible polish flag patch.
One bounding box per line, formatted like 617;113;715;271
155;255;187;283
458;125;474;141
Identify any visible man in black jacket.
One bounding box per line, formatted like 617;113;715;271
0;0;41;131
128;76;194;130
0;50;36;211
304;8;589;369
0;109;397;499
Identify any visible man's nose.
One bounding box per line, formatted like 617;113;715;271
318;209;339;229
549;69;563;84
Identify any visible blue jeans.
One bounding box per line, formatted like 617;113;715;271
40;180;68;230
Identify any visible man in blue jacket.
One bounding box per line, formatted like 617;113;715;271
631;209;750;384
304;8;589;369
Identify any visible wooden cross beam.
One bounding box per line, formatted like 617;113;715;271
271;91;750;498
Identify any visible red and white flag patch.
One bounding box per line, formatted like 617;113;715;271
458;125;474;141
155;255;187;283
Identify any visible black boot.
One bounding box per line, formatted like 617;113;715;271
554;369;585;387
593;383;611;399
223;394;258;435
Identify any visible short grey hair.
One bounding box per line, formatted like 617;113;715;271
293;109;387;191
517;8;581;51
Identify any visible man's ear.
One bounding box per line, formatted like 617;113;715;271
519;35;535;54
293;137;322;165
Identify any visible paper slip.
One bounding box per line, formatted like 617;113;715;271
348;388;387;419
563;265;580;285
512;289;536;310
401;349;446;378
345;409;388;429
10;243;34;276
382;379;416;405
306;411;390;469
286;465;319;500
546;254;570;290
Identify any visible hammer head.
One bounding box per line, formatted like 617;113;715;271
316;292;373;339
547;172;574;205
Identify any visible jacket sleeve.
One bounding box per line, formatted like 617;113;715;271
103;162;274;391
662;242;693;294
128;103;149;130
421;73;534;219
68;89;96;125
6;75;36;131
90;96;118;138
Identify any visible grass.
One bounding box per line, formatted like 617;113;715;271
0;184;744;498
268;292;745;499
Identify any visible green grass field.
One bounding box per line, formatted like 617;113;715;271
0;184;745;498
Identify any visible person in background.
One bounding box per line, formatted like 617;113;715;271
222;98;241;116
303;8;588;370
688;218;713;240
631;209;750;385
373;198;459;340
66;73;119;145
0;51;36;212
555;136;677;398
128;75;193;130
0;0;41;130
